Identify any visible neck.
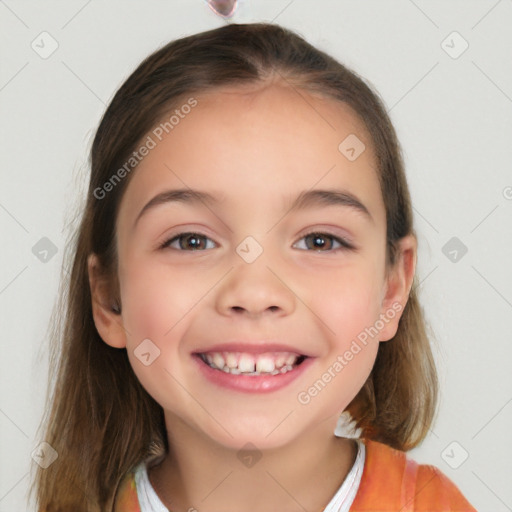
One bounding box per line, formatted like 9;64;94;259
148;412;358;512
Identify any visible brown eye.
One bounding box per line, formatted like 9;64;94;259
160;232;215;251
295;232;354;252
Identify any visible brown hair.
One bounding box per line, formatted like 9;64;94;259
31;22;438;511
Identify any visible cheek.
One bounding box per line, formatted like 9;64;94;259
119;258;202;410
308;261;384;341
299;273;382;415
118;257;204;342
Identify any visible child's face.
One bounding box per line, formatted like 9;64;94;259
95;82;414;450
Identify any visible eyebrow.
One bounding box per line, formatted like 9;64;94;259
133;187;372;229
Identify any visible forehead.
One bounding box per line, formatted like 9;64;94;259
117;81;384;229
192;81;374;156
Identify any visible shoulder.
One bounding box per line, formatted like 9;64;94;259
413;462;477;511
350;439;477;511
114;468;141;512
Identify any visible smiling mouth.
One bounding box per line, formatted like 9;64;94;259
196;351;308;376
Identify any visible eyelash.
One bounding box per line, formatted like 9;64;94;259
158;231;355;253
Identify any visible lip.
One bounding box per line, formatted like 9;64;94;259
192;353;315;393
192;342;314;357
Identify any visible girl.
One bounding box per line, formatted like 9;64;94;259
32;22;477;511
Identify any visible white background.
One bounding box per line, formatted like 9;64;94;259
1;1;511;510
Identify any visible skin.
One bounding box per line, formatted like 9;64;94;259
89;80;416;512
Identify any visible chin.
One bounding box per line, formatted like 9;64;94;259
197;415;306;453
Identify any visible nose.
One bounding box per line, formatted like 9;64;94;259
215;255;296;319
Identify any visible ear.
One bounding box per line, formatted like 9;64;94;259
87;253;127;349
378;234;417;342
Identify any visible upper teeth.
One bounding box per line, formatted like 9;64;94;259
201;351;300;375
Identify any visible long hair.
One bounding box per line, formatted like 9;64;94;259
31;22;438;511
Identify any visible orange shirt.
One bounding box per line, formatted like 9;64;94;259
114;439;477;511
